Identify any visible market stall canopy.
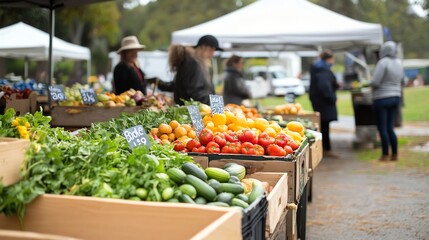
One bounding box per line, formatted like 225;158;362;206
172;0;384;51
0;22;90;61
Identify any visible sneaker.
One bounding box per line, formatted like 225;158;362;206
324;151;340;159
378;155;389;162
390;154;398;161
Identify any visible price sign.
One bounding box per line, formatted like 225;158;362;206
48;85;66;102
285;93;295;103
123;125;151;150
209;94;224;115
80;88;98;105
187;105;204;136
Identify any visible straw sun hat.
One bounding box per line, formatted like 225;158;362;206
117;36;145;53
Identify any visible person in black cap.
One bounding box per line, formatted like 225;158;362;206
150;35;223;105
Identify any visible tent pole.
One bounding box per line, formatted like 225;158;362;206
24;56;28;79
87;59;91;83
48;8;55;108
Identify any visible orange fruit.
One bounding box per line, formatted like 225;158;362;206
168;133;176;142
159;123;172;134
187;130;197;138
160;134;169;141
174;126;187;138
287;121;304;133
212;113;227;126
169;120;180;130
181;124;192;132
150;128;159;137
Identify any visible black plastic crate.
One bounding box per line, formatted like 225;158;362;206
242;195;268;240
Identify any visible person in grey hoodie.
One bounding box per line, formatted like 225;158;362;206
370;41;404;161
223;55;250;105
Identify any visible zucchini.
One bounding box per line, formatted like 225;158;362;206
207;179;222;194
248;179;265;203
223;163;246;180
205;167;230;183
161;187;174;201
182;162;208;181
195;197;207;205
235;193;249;203
167;168;187;184
179;194;196;204
207;202;230;207
231;198;249;209
167;198;179;203
228;175;241;184
179;184;197;199
220;183;244;195
185;175;217;202
217;192;234;204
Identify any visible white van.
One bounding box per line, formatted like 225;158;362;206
246;65;305;97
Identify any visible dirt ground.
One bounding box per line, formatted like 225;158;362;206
307;131;429;240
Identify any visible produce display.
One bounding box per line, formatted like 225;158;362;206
270;103;304;115
224;104;262;119
0;86;33;100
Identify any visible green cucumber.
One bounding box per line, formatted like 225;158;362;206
207;179;222;194
220;183;244;195
207;202;230;207
223;163;246;180
235;193;249;203
228;175;241;184
231;198;249;209
182;162;207;181
161;187;174;201
205;167;230;183
248;179;265;203
185;175;217;202
167;168;187;184
217;192;234;204
179;194;196;204
195;197;207;205
167;198;179;203
179;184;197;199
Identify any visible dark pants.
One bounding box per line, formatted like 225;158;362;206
373;97;400;156
321;120;331;151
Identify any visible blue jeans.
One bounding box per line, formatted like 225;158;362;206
373;97;400;156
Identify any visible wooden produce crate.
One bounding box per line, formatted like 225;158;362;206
246;172;288;235
0;138;30;187
50;106;142;128
0;230;78;240
207;141;309;203
310;138;323;170
5;92;38;116
264;110;321;131
0;194;242;240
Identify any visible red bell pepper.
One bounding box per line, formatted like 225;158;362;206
241;142;255;155
258;132;274;148
206;141;221;154
266;144;286;157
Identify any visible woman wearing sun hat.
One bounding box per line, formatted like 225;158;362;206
113;35;147;95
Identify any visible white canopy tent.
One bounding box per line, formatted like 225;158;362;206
172;0;383;51
0;22;91;79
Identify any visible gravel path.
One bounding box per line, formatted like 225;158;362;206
307;131;429;240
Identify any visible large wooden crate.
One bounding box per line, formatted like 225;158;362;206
208;142;309;203
0;194;242;240
0;138;30;187
5;92;38;116
246;172;288;235
50;106;143;128
310;138;323;170
0;230;78;240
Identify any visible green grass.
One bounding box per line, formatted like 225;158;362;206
356;136;429;169
254;86;429;122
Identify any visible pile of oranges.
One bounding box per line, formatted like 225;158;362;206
150;120;196;145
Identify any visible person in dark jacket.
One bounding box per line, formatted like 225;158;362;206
309;50;339;158
153;35;222;105
223;55;250;105
370;41;403;161
113;36;147;95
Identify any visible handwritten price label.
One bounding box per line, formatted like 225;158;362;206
80;88;98;105
187;105;204;136
48;85;66;102
123;125;151;150
209;94;224;115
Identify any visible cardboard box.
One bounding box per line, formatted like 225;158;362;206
310;138;323;170
246;172;288;234
5;92;38;116
0;194;242;240
207;142;309;203
0;138;30;187
50;106;142;128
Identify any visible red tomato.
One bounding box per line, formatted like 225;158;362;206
258;132;274;148
274;133;291;148
199;128;214;146
227;142;242;154
214;134;227;148
239;129;257;143
206;141;220;154
241;142;255;155
253;144;265;155
288;140;299;150
192;145;206;153
173;140;185;151
186;139;201;151
224;132;239;143
284;145;294;154
266;144;286;157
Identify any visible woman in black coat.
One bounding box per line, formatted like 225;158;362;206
223;55;250;105
309;50;339;157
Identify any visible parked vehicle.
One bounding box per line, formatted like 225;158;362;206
246;65;305;97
